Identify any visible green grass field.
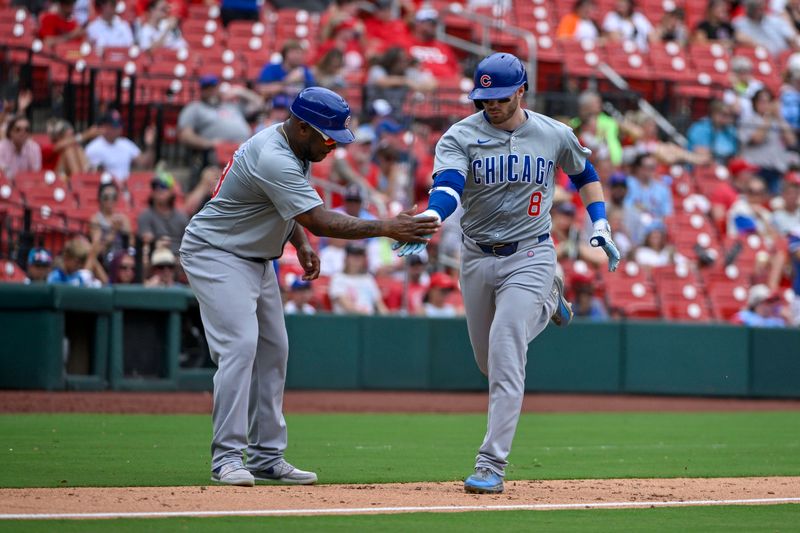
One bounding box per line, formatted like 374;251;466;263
1;411;798;530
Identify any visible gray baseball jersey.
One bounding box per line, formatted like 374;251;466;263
434;110;590;479
179;122;323;477
433;110;590;243
185;123;323;260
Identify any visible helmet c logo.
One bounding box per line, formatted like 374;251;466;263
344;115;351;128
479;74;492;87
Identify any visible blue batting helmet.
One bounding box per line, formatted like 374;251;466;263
290;87;355;144
468;53;528;105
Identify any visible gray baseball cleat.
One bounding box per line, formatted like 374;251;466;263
550;274;573;327
464;467;504;494
211;462;255;487
250;460;318;485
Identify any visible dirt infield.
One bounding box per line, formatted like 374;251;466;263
3;390;800;414
1;477;799;519
2;391;799;519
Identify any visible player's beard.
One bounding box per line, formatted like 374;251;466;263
485;97;520;126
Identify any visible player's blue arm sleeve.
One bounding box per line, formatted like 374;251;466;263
427;169;465;221
567;160;600;190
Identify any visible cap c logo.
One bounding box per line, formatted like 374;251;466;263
480;74;492;87
344;115;352;128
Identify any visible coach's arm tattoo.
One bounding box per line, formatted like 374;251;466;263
294;206;440;243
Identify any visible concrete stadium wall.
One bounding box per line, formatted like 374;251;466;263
0;285;798;397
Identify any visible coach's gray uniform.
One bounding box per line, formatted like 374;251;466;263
179;123;322;473
433;110;590;476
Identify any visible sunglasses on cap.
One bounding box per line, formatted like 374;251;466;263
308;123;337;147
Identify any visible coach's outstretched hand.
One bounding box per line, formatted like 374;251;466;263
392;209;442;256
590;219;620;272
385;206;440;245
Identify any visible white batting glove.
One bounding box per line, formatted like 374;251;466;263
590;219;620;272
392;209;440;257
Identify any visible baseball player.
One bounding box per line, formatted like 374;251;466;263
179;87;440;487
394;53;620;494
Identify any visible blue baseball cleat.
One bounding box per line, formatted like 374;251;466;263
550;274;573;327
464;467;504;494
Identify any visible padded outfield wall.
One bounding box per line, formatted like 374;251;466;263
0;285;798;397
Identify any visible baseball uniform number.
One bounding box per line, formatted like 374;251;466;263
527;191;542;217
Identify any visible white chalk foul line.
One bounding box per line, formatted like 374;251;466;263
1;497;799;520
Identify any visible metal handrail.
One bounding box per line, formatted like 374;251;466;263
436;5;538;105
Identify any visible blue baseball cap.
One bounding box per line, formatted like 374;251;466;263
199;74;220;89
290;279;311;291
28;248;52;266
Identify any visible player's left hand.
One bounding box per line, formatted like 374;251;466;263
297;244;320;280
589;219;620;272
392;209;440;257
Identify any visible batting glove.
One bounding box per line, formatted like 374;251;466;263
392;209;439;257
590;219;620;272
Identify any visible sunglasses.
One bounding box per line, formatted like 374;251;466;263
479;97;511;105
153;264;175;270
101;193;117;201
13;125;30;132
119;264;135;271
308;124;337;147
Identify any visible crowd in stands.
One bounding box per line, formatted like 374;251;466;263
0;0;799;326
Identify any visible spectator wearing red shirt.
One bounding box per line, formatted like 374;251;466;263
39;0;86;48
363;0;413;51
710;158;759;233
407;7;462;79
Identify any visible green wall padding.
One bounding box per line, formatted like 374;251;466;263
285;314;362;389
750;328;800;397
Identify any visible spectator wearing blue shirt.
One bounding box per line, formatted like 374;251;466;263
735;284;791;327
257;40;315;100
789;228;800;326
47;236;103;287
624;153;674;243
780;61;800;143
687;99;738;163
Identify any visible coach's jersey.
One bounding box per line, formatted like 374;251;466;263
185;123;323;259
433;110;590;243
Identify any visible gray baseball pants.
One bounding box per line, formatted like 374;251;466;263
180;232;289;473
460;235;558;476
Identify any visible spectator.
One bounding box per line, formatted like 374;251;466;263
624;153;674;242
86;0;134;51
421;272;460;317
727;176;775;237
551;201;608;266
733;0;799;56
177;75;254;169
781;0;800;34
136;172;190;256
329;243;388;315
633;220;687;268
653;6;689;47
686;99;739;164
85;110;156;182
47;236;104;287
90;182;132;259
788;227;800;324
284;278;316;314
407;7;462;79
772;171;800;233
135;0;187;52
24;247;53;284
0;116;42;180
601;0;655;51
331;126;388;207
316;17;366;77
570;272;608;320
404;254;429;314
710;158;760;231
73;0;91;25
108;249;137;284
319;237;347;276
38;0;85;48
362;0;413;50
220;0;260;27
725;56;764;120
374;141;411;205
144;246;181;287
257;40;316;100
623;110;710;165
557;0;601;42
254;94;292;133
734;283;792;326
312;48;347;91
365;46;436;122
45;118;95;178
571;90;623;166
781;53;800;140
739;88;798;193
183;164;220;217
692;0;735;45
333;184;394;273
0;89;32;140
